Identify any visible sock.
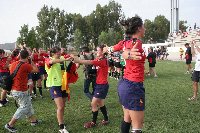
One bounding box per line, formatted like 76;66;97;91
33;87;36;95
112;71;115;77
121;121;131;133
59;124;65;129
115;72;118;78
118;72;120;79
7;92;10;95
131;129;142;133
100;105;108;121
44;80;47;88
38;87;42;96
92;111;98;124
109;71;111;76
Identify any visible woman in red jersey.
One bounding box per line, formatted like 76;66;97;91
106;16;145;133
72;45;109;129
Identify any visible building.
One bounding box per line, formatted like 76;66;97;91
0;42;16;51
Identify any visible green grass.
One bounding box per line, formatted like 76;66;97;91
0;60;199;133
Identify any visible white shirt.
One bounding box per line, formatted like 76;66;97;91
194;53;200;71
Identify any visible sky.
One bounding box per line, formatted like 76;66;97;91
0;0;199;44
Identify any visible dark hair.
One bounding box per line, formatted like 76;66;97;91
185;43;189;46
20;50;29;59
50;46;61;56
0;49;4;54
120;16;143;35
97;44;107;57
12;49;20;57
81;46;90;53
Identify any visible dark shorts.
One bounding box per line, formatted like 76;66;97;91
28;74;32;80
149;63;155;68
39;66;47;75
186;59;192;64
192;70;200;82
114;62;121;68
93;84;109;99
0;72;10;82
49;86;68;99
31;73;41;81
108;61;114;67
0;72;10;89
118;78;145;111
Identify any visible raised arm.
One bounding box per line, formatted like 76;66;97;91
121;42;141;60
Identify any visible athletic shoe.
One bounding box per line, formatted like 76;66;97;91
84;121;96;129
0;103;3;107
7;94;13;98
0;100;8;107
59;127;69;133
5;124;17;133
100;120;109;126
31;120;42;126
188;96;197;101
154;75;158;78
185;71;190;74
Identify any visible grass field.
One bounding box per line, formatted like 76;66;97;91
1;60;199;133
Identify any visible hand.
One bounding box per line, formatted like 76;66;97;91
64;56;73;61
129;42;142;60
103;45;109;53
18;44;24;49
70;54;75;59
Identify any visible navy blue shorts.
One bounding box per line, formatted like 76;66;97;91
28;73;32;80
49;86;68;99
93;84;109;99
186;59;192;64
39;66;47;75
0;72;10;88
118;78;145;111
0;72;10;82
192;70;200;82
31;73;41;81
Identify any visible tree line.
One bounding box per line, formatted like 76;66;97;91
17;0;187;50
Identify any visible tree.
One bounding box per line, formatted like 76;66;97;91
98;31;109;45
144;19;155;43
27;28;40;48
36;5;51;48
152;15;170;43
98;28;123;46
179;20;188;32
73;29;84;49
17;24;29;45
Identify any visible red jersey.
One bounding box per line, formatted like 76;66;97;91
10;55;19;64
38;53;48;67
32;53;39;65
10;61;33;91
113;39;146;82
0;57;9;72
91;58;108;84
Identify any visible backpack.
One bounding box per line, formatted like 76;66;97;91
83;54;97;75
2;62;24;91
